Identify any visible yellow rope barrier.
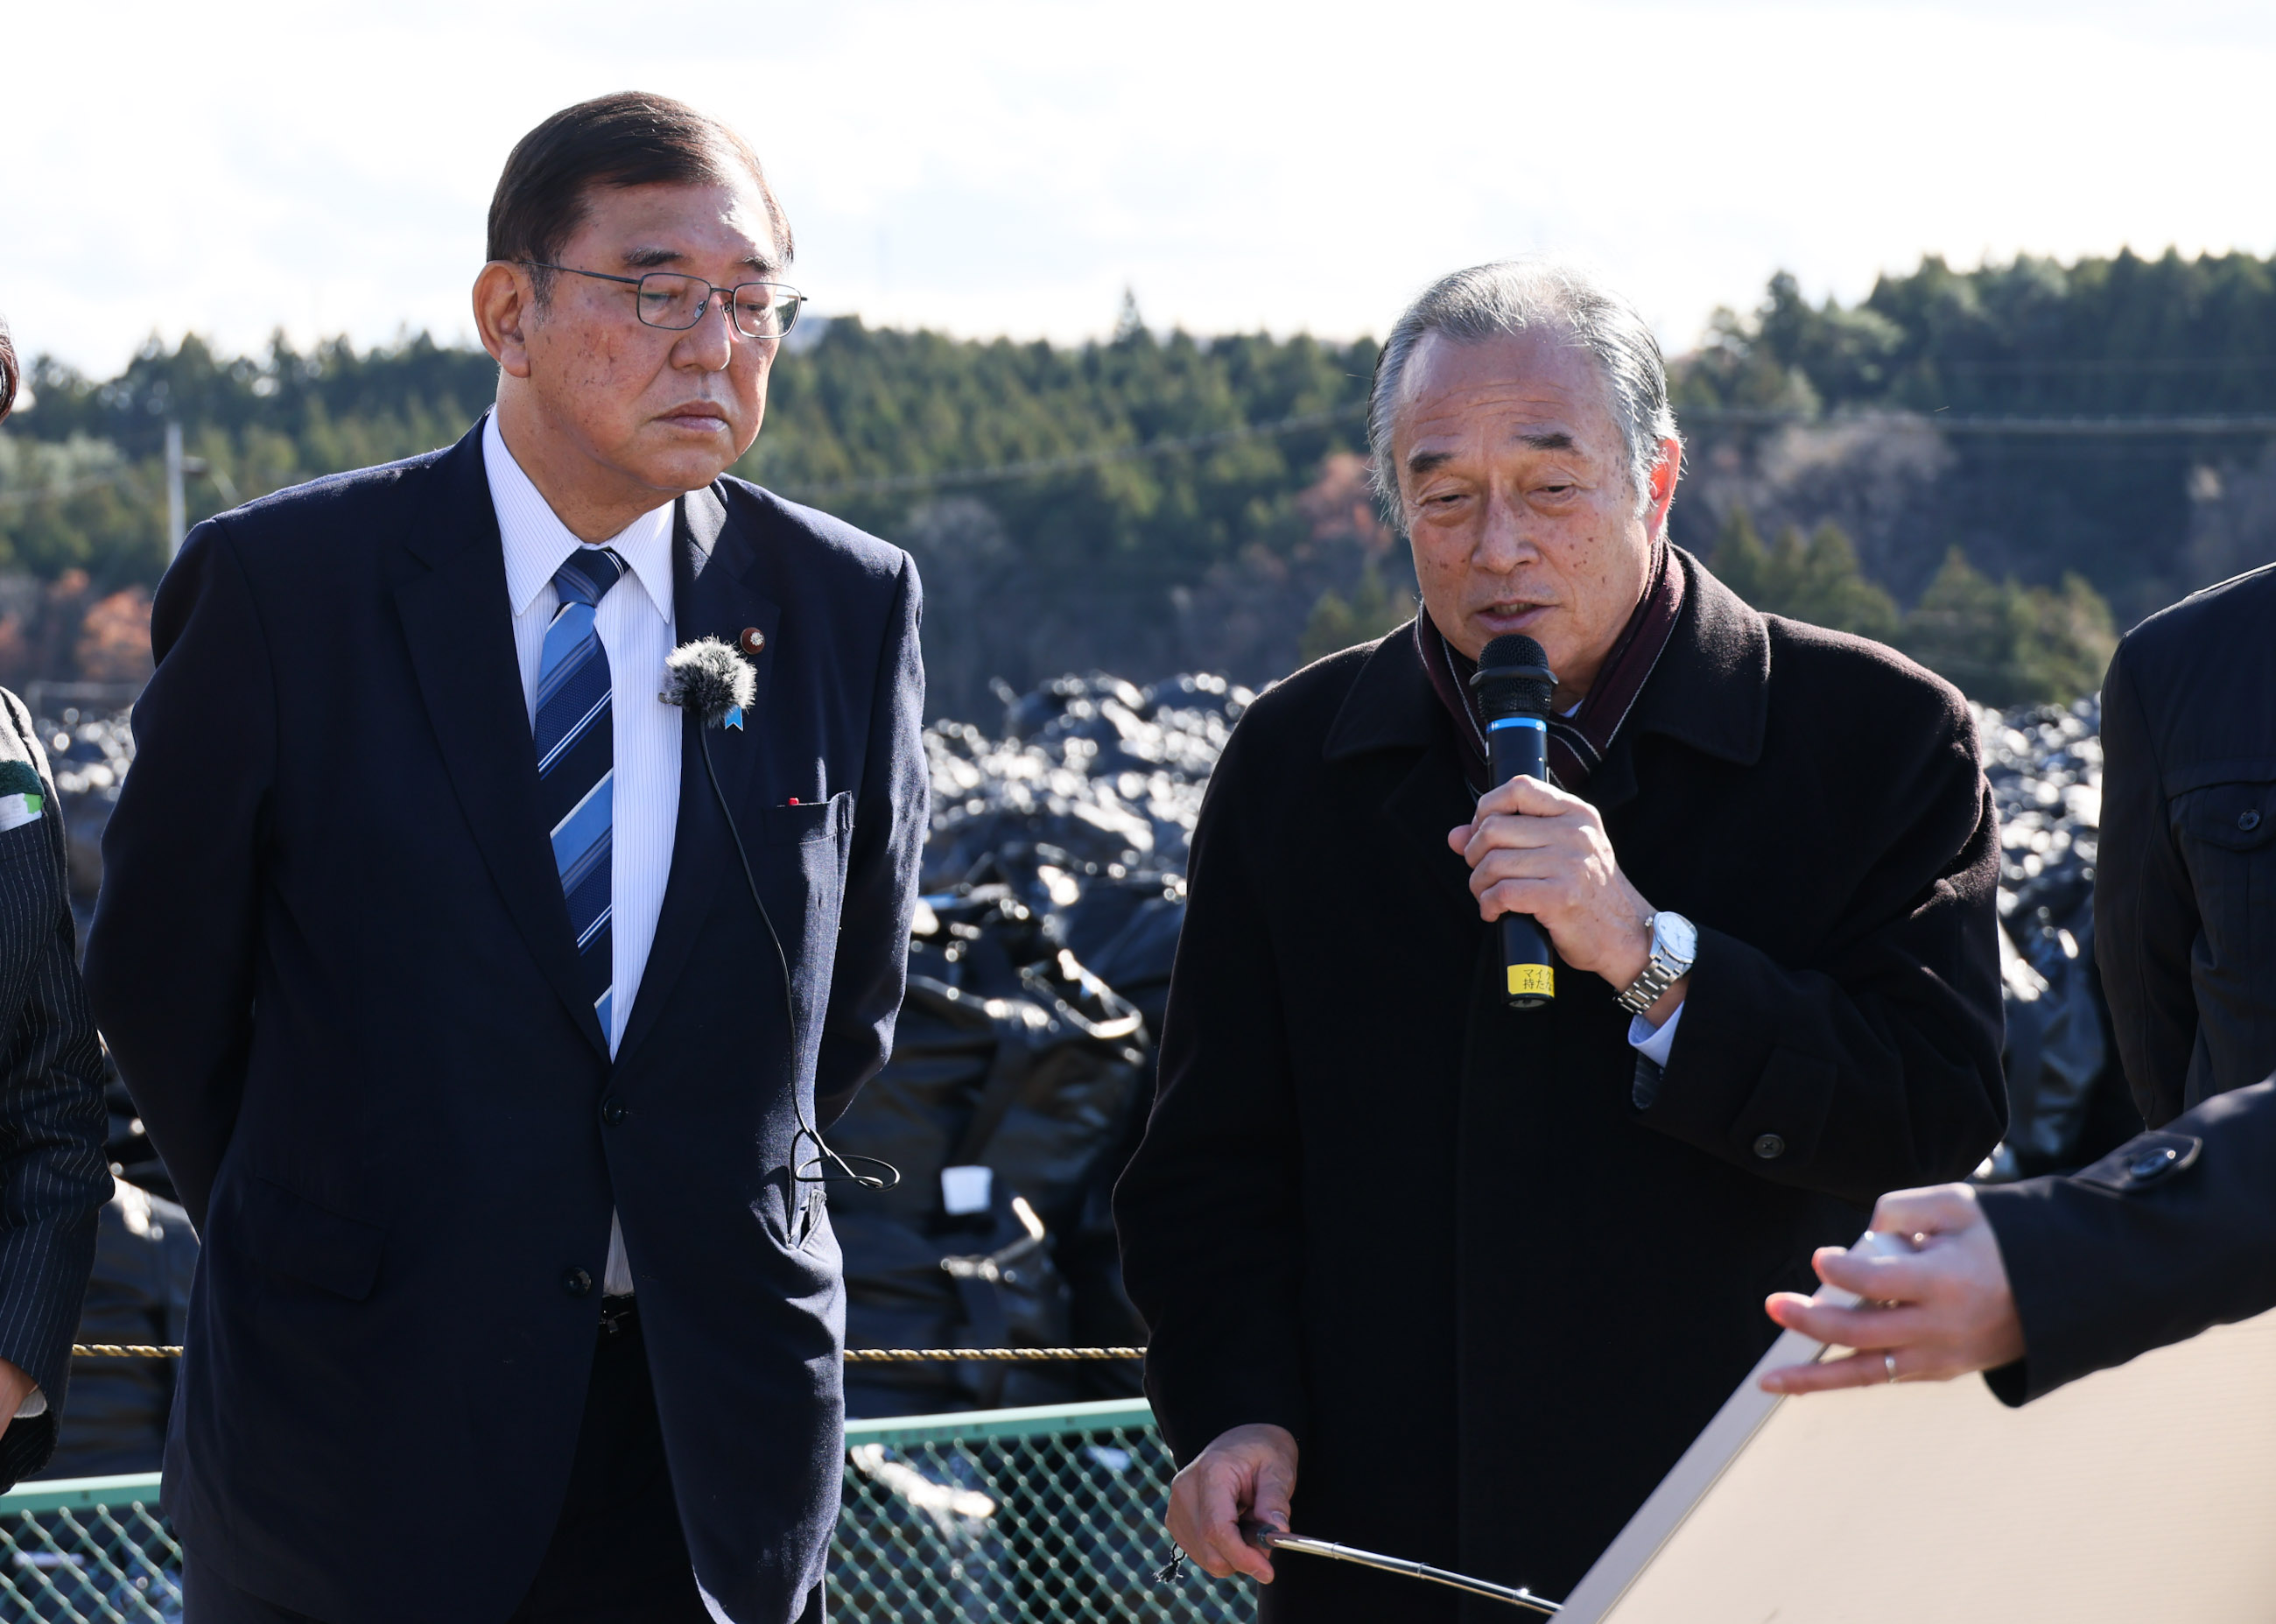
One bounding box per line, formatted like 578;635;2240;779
72;1344;1144;1362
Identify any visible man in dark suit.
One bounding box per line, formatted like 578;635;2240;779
1113;259;2006;1618
1760;1078;2276;1403
83;95;926;1624
2094;564;2276;1126
0;316;113;1491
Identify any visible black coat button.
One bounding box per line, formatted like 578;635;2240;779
2129;1147;2179;1180
2240;810;2262;833
601;1097;629;1126
562;1268;593;1297
1752;1133;1786;1160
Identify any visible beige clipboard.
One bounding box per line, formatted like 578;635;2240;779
1557;1233;2276;1623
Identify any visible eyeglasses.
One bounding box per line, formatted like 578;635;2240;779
524;263;805;340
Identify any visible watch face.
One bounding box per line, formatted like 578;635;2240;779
1656;911;1698;963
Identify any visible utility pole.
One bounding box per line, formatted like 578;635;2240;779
165;421;186;555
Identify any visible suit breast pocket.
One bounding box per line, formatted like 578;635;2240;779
761;792;853;848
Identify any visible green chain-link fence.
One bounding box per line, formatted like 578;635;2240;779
0;1398;1252;1622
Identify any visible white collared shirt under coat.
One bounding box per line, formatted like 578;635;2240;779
484;411;678;1297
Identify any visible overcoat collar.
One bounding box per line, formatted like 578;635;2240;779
1322;546;1770;802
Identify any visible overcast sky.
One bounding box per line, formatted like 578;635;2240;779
4;0;2271;379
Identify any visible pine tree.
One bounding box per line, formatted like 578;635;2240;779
1706;509;1899;641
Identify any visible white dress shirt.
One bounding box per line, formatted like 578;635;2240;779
484;413;680;1296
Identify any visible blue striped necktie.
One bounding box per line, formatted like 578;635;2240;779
535;546;628;1039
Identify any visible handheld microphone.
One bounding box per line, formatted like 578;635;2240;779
1470;634;1557;1009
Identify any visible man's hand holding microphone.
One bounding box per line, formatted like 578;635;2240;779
1449;635;1686;1026
1449;772;1685;1026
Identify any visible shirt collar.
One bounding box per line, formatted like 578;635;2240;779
483;411;675;625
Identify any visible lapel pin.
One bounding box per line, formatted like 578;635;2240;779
739;627;767;657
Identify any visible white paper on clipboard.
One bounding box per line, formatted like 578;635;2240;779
1556;1231;2276;1623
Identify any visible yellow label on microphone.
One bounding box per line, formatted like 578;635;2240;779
1507;964;1556;1000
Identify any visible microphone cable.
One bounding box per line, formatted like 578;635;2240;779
666;636;899;1193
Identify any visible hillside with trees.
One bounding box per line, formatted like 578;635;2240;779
1672;249;2276;626
4;250;2272;710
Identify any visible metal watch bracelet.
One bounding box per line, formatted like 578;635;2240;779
1617;912;1695;1017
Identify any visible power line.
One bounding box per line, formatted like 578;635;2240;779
773;400;1369;502
1938;356;2276;376
1684;409;2276;436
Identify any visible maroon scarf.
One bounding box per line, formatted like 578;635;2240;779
1419;541;1688;794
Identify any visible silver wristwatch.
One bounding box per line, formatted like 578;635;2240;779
1617;911;1697;1016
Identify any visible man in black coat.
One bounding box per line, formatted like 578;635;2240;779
1113;259;2006;1617
2096;564;2276;1127
83;96;925;1624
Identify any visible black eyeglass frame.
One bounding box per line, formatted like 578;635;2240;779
523;262;805;339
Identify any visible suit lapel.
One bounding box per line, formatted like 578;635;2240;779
617;482;782;1069
391;425;610;1058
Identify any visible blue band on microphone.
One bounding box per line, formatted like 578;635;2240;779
1487;716;1547;732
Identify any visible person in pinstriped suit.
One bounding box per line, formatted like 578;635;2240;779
0;315;118;1489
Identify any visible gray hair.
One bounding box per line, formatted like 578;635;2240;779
1367;257;1681;526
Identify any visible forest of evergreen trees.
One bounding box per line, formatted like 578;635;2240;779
4;247;2272;710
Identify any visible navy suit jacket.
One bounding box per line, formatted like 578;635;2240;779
83;420;927;1624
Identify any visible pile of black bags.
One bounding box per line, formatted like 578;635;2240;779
831;674;1247;1417
1975;697;2139;1180
36;673;2130;1419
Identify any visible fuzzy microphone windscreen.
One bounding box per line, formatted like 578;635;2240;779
662;637;758;727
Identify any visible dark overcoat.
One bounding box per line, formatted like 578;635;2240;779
82;422;927;1624
1114;552;2006;1620
1979;1074;2276;1406
2094;562;2276;1128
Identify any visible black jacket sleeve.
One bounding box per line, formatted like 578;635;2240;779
1977;1076;2276;1405
0;690;113;1491
1634;686;2007;1208
1112;722;1310;1465
84;521;279;1230
813;556;927;1130
2093;638;2196;1128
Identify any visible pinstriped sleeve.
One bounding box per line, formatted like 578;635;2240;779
0;688;113;1488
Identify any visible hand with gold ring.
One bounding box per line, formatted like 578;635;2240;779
1757;1184;2026;1395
